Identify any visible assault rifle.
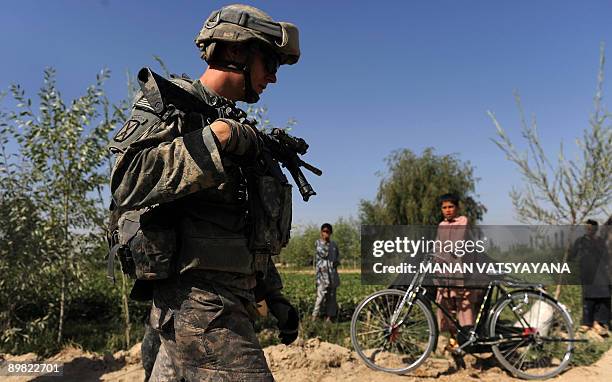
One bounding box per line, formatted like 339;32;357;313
137;67;322;201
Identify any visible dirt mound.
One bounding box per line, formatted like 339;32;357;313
265;338;352;370
0;344;144;382
2;339;610;381
265;339;611;382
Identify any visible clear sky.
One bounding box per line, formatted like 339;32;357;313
1;0;610;225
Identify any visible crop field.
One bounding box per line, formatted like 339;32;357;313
4;268;609;367
262;270;611;365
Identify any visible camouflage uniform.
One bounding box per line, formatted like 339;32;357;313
149;275;275;381
110;77;272;380
109;5;301;380
142;319;161;382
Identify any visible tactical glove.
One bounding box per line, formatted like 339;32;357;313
214;118;260;159
266;291;299;345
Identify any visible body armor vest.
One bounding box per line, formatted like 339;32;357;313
108;74;290;292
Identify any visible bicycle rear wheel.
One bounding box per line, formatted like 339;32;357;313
350;289;437;374
488;290;574;379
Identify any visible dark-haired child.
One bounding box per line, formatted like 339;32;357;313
312;223;341;321
435;194;480;351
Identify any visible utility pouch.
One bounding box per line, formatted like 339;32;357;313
108;205;176;281
248;175;292;272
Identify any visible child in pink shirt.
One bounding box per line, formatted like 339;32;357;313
435;194;480;351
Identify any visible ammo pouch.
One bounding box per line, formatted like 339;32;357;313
107;205;176;282
248;175;292;273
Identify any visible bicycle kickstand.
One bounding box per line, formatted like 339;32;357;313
450;331;477;369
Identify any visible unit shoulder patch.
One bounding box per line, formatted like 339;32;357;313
114;114;148;142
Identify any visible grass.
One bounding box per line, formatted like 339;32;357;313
3;269;609;368
271;271;611;367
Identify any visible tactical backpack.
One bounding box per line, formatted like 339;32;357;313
105;74;206;287
107;203;176;283
106;69;300;291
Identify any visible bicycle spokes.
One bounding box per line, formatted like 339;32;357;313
490;291;574;379
351;289;437;374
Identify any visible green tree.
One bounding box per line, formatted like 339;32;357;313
0;68;121;350
489;44;611;225
279;223;320;267
330;217;360;268
0;97;53;351
278;218;361;268
359;148;487;225
488;44;611;298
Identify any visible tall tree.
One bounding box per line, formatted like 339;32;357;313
488;44;611;225
0;94;53;351
360;148;487;225
488;44;611;298
1;68;121;347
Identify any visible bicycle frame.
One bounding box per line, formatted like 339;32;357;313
387;253;582;352
352;254;585;379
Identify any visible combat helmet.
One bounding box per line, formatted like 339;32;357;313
195;4;300;103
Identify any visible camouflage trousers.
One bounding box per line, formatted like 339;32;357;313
312;284;337;318
142;320;162;382
148;278;274;382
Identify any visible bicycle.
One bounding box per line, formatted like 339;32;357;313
350;253;583;380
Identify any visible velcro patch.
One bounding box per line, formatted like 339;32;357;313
114;113;149;143
135;97;155;112
114;120;140;142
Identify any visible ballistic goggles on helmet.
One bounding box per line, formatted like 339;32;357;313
199;6;300;65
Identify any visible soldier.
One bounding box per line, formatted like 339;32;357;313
108;4;300;381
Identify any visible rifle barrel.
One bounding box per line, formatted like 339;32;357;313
298;159;323;176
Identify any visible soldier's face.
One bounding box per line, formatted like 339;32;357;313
249;50;277;95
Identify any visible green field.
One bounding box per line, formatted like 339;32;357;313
268;271;611;365
2;269;609;367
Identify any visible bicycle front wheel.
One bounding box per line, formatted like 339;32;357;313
488;290;574;379
350;289;438;374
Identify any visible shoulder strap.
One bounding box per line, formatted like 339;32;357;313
137;67;219;120
169;77;200;99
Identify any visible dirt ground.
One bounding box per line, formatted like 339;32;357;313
1;338;610;382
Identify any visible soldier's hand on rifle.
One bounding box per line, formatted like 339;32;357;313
266;291;299;345
210;120;232;147
211;119;259;159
